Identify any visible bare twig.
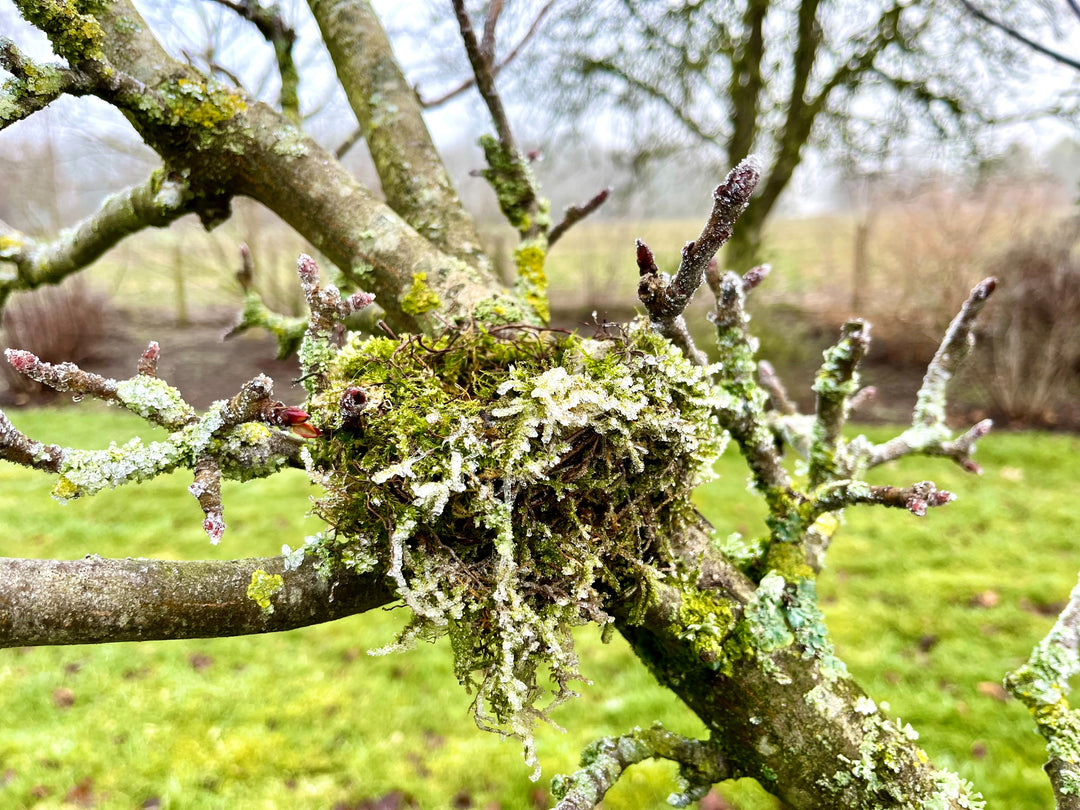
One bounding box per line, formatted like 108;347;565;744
639;157;761;323
420;0;555;109
548;187;611;247
452;0;515;150
758;360;796;415
552;724;730;810
958;0;1080;72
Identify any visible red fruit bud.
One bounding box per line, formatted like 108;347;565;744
279;406;311;425
297;254;319;285
5;349;37;373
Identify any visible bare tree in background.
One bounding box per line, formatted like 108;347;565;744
1;3;1079;808
525;0;1070;268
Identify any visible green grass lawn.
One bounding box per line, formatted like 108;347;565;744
0;406;1074;808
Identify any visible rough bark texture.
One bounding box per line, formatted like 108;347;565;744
0;555;395;647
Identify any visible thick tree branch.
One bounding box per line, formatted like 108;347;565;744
10;0;511;333
307;0;490;273
0;554;395;647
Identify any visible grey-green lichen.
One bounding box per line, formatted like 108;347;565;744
301;321;729;771
14;0;106;63
479;134;543;235
743;573;848;683
247;568;283;613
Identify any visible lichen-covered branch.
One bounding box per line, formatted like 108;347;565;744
211;0;300;122
0;170;198;308
307;0;490;272
808;320;871;487
0;554;395;648
865;279;997;471
551;724;730;810
2;345;307;541
1006;573;1080;809
0;38;95;127
810;479;955;519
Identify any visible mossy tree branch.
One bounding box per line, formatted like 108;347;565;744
0;554;395;648
211;0;300;123
0;170;201;308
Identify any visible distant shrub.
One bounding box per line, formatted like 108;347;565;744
1;280;111;404
970;216;1080;427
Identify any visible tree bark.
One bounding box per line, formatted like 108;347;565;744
0;555;394;647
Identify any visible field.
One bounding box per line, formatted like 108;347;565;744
0;405;1075;808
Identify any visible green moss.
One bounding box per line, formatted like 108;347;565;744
513;240;550;324
15;0;106;62
400;272;441;316
246;568;284;613
479;134;539;234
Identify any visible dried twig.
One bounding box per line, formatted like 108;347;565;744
421;1;555;109
548;187;611;247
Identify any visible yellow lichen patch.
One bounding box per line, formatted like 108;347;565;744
246;569;284;613
513;240;549;323
234;422;273;444
400;272;441;316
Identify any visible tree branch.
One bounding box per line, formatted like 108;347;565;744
551;724;730;809
307;0;491;273
0;554;395;647
1005;572;1080;810
0;38;96;128
210;0;300;122
420;0;555;108
809;320;871;487
958;0;1080;73
548;187;610;247
867;278;997;470
0;170;198;308
638;156;761;323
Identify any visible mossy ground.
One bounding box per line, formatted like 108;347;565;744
0;408;1070;808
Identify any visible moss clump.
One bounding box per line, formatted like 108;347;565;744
479;134;540;234
301;322;728;769
400;272;441;316
15;0;106;63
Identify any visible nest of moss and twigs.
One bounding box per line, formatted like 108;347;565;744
297;321;727;768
